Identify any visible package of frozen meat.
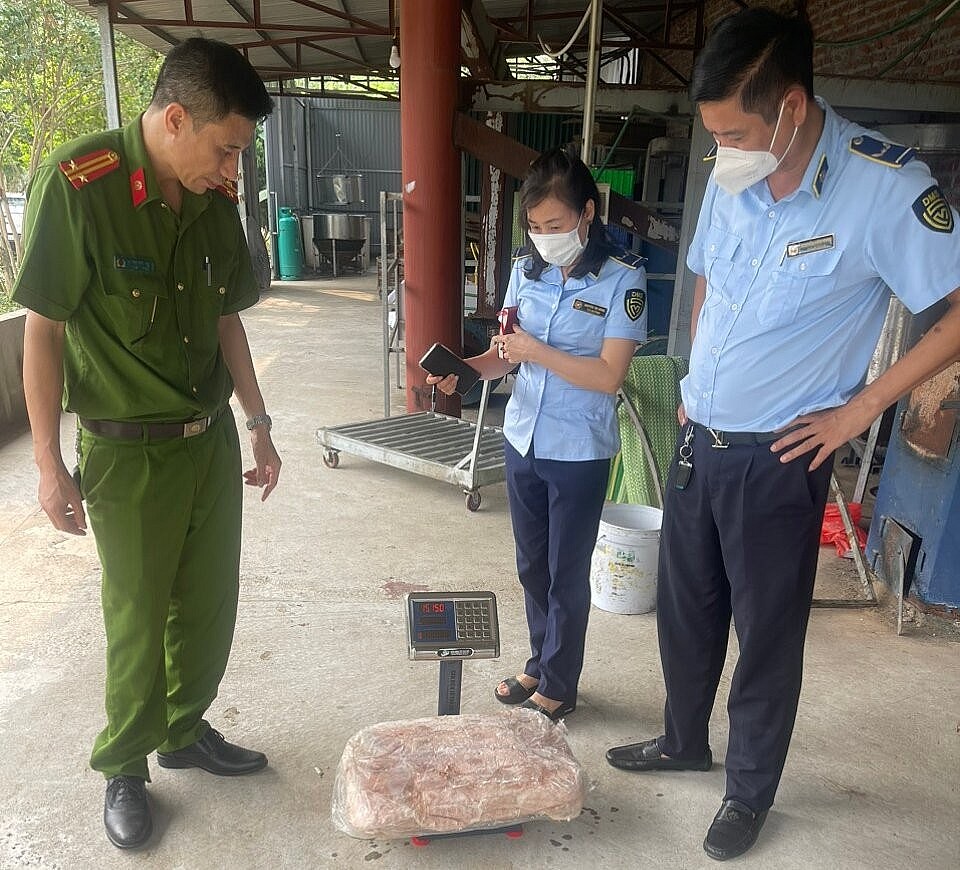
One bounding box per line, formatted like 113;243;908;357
331;709;586;839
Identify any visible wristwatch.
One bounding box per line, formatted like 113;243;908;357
245;414;272;431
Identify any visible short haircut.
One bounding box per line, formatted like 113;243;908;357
689;7;814;122
151;37;273;125
519;145;620;280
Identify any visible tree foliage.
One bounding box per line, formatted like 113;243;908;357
0;0;161;305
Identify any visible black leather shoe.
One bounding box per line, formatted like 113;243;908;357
103;775;152;849
606;736;712;772
156;728;267;776
703;799;768;861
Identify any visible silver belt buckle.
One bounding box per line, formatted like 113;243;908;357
707;427;729;449
183;418;208;438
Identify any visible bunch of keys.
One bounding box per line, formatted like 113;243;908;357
675;424;694;490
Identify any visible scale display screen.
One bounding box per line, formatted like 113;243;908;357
405;592;499;660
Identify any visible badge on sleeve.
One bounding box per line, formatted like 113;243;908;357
912;185;954;233
624;288;646;321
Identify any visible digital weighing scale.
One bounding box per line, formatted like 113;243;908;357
405;591;500;716
403;591;522;844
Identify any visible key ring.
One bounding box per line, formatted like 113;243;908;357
679;423;694;460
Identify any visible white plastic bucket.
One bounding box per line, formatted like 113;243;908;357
590;504;662;614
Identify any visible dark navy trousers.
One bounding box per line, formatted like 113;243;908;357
657;425;833;812
504;441;610;706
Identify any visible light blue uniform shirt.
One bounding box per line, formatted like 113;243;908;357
685;98;960;432
503;251;648;460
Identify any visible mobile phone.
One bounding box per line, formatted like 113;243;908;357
497;306;518;359
418;343;481;396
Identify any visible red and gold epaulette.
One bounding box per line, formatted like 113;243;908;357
215;180;239;203
58;149;121;189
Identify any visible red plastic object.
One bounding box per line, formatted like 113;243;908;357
410;836;430;847
505;829;524;839
820;502;867;557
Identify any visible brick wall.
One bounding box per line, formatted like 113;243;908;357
642;1;960;87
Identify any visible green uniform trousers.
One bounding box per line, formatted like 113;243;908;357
78;412;242;780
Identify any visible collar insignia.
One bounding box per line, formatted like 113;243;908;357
812;154;828;198
130;167;147;207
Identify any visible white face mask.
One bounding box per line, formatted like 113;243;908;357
528;214;587;267
713;100;798;195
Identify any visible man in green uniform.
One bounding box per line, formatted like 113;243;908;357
13;38;281;849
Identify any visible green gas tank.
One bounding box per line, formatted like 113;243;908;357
277;207;304;280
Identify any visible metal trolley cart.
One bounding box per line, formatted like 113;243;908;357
316;377;505;511
316;190;506;511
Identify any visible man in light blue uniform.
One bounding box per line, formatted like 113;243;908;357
606;8;960;862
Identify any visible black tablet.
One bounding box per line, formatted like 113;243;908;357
418;343;481;397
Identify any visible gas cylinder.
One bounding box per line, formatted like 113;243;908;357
277;206;304;280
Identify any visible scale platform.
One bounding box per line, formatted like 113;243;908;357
403;591;522;845
317;406;505;511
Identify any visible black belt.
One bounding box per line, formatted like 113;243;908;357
79;407;225;441
691;420;785;447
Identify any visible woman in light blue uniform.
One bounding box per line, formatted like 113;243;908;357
428;147;647;720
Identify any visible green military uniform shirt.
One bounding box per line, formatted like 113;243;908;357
12;116;259;422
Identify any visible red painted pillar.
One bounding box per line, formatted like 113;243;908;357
399;0;462;415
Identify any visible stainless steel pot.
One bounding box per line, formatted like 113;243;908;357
316;174;363;205
314;213;366;241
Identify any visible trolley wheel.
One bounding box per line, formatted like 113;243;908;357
465;491;481;512
410;836;430;847
322;449;340;469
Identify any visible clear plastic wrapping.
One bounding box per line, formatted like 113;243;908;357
331;709;586;839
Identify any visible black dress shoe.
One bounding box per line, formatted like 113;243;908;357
104;775;152;849
606;736;712;771
156;728;267;776
703;799;769;861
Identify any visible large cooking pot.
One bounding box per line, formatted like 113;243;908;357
314;213;366;241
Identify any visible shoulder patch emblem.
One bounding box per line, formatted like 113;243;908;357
849;135;915;168
624;288;646;322
912;185;954;234
58;149;121;189
215;180;239;203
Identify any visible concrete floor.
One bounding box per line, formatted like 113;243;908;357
0;275;958;870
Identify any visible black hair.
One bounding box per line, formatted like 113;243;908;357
689;7;814;123
150;38;273;125
519;145;620;281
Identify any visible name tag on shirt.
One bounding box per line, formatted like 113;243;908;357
573;299;607;317
785;234;835;258
114;255;156;273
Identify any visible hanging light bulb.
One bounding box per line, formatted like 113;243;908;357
389;40;401;70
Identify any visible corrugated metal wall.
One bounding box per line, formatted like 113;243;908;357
308;98;402;259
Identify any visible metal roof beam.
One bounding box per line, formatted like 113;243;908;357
467;76;960;117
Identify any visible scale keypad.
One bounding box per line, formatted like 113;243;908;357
455;600;492;640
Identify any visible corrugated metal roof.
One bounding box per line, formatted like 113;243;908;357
65;0;675;84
